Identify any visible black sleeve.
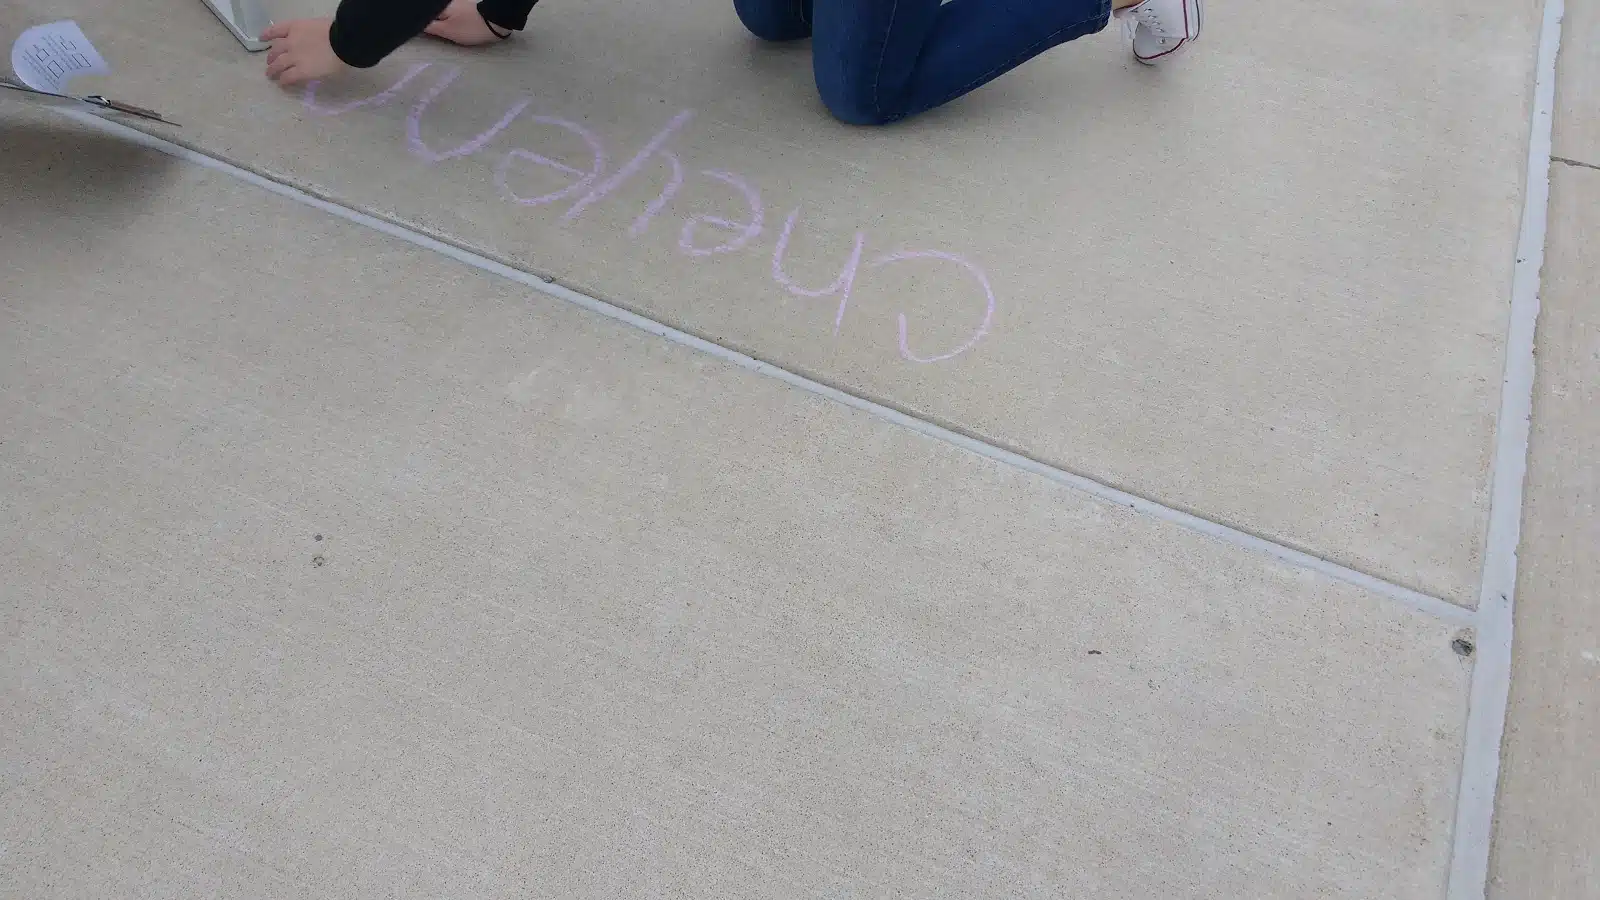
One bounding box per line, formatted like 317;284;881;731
328;0;452;68
477;0;540;32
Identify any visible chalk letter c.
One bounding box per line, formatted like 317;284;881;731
868;250;996;364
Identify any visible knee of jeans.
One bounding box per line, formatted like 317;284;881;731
814;66;896;126
733;0;810;41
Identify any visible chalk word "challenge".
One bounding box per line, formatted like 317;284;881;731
302;64;995;363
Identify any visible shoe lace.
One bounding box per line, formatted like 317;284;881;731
1121;2;1177;39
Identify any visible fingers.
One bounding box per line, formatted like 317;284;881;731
424;10;457;38
269;64;308;85
259;16;339;86
265;52;299;80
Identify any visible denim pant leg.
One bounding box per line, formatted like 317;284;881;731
810;0;1112;125
734;0;813;42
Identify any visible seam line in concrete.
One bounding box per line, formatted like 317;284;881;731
51;106;1474;629
1552;155;1600;171
1446;0;1563;897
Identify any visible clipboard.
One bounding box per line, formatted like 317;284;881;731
0;75;177;126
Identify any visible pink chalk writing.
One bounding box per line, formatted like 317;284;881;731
301;64;995;363
495;117;607;207
563;110;693;240
407;66;531;163
680;171;763;257
303;63;431;116
772;207;864;335
870;250;996;363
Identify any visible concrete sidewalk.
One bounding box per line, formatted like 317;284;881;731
0;0;1592;896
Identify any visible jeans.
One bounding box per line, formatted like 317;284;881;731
734;0;1111;125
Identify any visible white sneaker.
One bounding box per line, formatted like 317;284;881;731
1113;0;1202;65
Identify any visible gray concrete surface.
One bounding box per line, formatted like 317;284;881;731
1487;162;1600;900
6;0;1597;893
0;110;1478;898
0;0;1544;603
1483;6;1600;894
1553;0;1600;166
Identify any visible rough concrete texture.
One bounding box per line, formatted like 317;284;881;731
1488;163;1600;900
0;0;1545;603
1553;0;1600;166
0;111;1475;898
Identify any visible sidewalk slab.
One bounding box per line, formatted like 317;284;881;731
0;110;1473;899
1553;0;1600;165
1489;163;1600;900
0;0;1543;602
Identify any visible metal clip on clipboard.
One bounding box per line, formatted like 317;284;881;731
0;77;177;126
82;94;175;124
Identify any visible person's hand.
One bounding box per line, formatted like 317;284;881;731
424;0;507;46
262;18;346;86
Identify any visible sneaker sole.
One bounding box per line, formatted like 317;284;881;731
1133;0;1201;64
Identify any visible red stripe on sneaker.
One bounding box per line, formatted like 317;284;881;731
1133;0;1197;62
1135;37;1188;62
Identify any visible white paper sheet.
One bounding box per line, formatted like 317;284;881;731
11;21;109;95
